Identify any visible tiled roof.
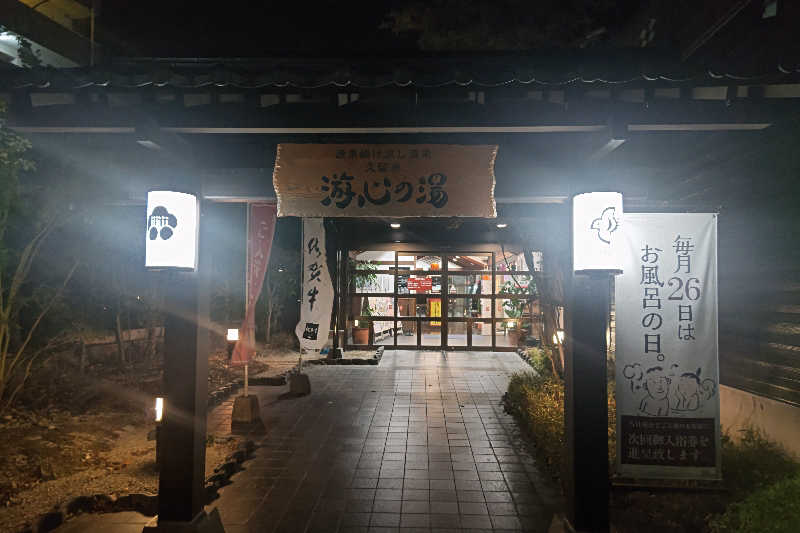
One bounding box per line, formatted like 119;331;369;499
4;51;799;90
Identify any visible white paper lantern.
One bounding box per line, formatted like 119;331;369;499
572;192;623;273
145;190;199;270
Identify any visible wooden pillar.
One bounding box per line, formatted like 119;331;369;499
564;273;610;532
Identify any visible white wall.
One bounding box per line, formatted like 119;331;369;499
720;385;800;459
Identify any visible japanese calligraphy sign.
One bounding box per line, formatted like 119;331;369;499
232;204;277;365
407;277;432;291
273;144;498;217
615;213;720;479
295;218;335;351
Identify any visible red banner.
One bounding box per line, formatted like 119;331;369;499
232;204;277;365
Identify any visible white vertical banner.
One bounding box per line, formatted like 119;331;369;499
615;213;720;479
295;218;334;351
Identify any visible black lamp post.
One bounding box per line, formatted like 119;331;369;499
564;192;623;533
143;189;223;532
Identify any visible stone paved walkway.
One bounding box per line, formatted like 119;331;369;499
56;351;562;533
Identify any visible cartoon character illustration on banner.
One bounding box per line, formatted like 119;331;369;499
622;361;717;417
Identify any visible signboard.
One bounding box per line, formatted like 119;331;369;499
145;190;199;270
407;277;432;291
232;204;277;366
295;218;335;351
273;144;498;218
615;213;720;479
572;192;623;273
429;298;441;326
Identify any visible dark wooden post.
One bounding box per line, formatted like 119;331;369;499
148;200;222;532
564;273;610;532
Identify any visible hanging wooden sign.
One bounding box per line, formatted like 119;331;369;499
273;144;498;217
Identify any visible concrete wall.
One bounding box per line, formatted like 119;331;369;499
720;384;800;459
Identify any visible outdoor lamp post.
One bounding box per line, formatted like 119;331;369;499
226;328;239;358
565;191;623;533
144;189;222;532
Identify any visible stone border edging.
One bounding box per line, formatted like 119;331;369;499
21;440;257;533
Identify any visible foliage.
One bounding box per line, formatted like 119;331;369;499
505;371;566;481
524;347;553;377
350;259;378;290
505;366;618;481
499;276;535;336
719;427;800;500
260;246;300;343
0;103;79;413
382;0;623;50
708;473;800;533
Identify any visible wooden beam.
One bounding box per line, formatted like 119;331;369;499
0;0;91;65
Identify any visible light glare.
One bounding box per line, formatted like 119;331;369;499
155;397;164;422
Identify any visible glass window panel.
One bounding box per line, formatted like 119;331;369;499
496;274;534;296
397;320;417;346
496;298;534;320
397;296;417;317
471;320;493;347
353;272;394;293
406;254;442;271
373;321;395;346
350;250;394;293
447;296;492;318
364;296;394;317
420;319;442;347
446;273;489;295
494;249;528;271
447;321;468;346
447;254;491;271
496;319;523;348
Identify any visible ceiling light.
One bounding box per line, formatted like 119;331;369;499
496;223;508;228
390;223;401;228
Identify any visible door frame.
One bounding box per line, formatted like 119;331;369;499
344;247;536;351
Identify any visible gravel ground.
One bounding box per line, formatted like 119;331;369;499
0;416;242;533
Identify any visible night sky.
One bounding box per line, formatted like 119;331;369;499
98;1;416;57
95;1;645;57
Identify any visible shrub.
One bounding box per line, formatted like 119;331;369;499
720;427;800;499
506;372;566;480
708;473;800;533
506;368;618;481
525;347;553;377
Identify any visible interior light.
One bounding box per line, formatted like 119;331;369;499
496;223;508;228
155;397;164;422
227;328;239;342
390;223;401;228
354;319;360;327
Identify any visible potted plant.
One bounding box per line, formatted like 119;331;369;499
352;302;373;345
349;259;378;320
500;277;536;346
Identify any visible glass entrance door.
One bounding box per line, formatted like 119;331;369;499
346;249;537;351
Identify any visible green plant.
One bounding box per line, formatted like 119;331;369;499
0;103;81;413
349;258;378;291
505;369;618;482
720;427;800;499
525;347;552;377
708;473;800;533
505;372;566;481
261;246;300;344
